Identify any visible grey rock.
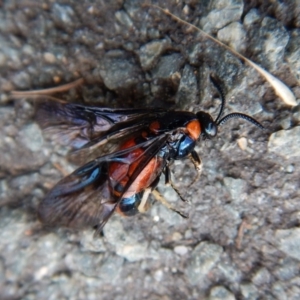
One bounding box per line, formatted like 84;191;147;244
217;22;246;53
286;29;300;83
0;51;6;66
9;173;40;198
0;38;21;67
0;257;5;282
150;200;183;226
12;71;31;89
278;116;292;130
268;126;300;159
1;1;300;299
274;257;299;281
251;267;271;286
153;268;164;282
287;285;300;300
97;255;124;283
208;286;236;300
240;283;258;300
187;43;204;66
150;52;184;100
115;10;134;29
0;106;48;173
285;164;295;173
79;231;106;253
185;242;223;285
261;17;289;68
272;282;287;300
223;177;247;203
253;173;264;187
247;16;290;70
0;179;8;201
243;9;261;28
175;64;198;108
294;109;300;123
217;261;241;283
0;220;65;283
0;137;47;174
65;249;105;278
174;245;188;256
52;4;75;25
103;218;151;262
19;123;44;152
151;53;183;80
99;50;143;92
139;39;169;71
201;0;244;33
275;228;300;261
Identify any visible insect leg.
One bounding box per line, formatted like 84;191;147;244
188;150;202;187
137;174;162;213
151;189;188;219
137;188;152;213
164;164;171;186
164;165;189;203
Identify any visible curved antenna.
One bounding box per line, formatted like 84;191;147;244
210;75;226;124
209;75;264;131
217;113;264;129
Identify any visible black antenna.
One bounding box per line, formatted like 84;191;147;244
217;113;264;129
210;75;264;130
209;75;226;124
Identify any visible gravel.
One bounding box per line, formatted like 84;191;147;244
1;0;300;299
268;126;300;158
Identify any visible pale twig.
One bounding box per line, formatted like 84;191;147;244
147;5;297;107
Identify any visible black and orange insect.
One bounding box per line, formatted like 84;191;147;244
34;77;263;234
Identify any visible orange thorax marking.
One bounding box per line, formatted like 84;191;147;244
186;119;201;140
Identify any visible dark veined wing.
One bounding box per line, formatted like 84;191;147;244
36;100;168;150
38;134;169;230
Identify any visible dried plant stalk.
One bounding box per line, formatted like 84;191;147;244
150;5;297;107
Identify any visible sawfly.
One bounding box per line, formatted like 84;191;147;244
21;76;264;234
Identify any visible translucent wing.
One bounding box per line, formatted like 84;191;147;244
38;159;112;228
36;100;167;150
38;135;169;230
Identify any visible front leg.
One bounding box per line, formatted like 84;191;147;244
151;189;188;219
188;150;202;186
137;188;153;213
164;165;189;203
137;174;161;213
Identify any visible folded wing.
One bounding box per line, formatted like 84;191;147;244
38;135;169;230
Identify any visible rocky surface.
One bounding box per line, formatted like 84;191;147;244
1;0;300;299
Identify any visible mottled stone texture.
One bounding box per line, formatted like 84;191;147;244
1;0;300;299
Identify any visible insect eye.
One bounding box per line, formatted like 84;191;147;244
196;111;217;138
204;122;217;137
